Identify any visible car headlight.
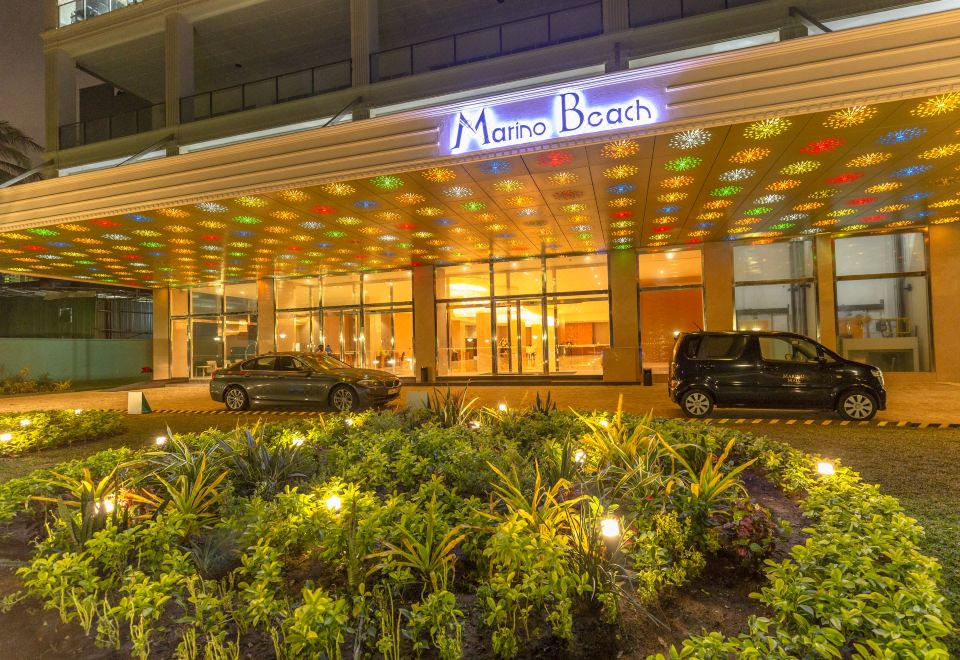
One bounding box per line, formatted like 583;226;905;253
870;368;884;385
357;379;381;388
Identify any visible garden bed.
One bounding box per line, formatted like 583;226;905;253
0;410;124;457
0;394;952;658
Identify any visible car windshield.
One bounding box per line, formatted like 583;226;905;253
302;353;350;371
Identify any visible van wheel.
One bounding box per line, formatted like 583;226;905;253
837;389;877;421
681;389;714;418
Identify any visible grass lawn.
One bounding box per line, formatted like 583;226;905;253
729;423;960;655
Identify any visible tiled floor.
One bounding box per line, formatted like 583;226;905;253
2;380;960;424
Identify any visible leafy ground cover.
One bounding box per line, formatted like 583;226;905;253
0;368;70;396
0;394;952;658
0;409;124;457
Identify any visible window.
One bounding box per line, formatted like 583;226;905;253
243;356;276;371
834;233;931;371
734;241;816;337
696;335;747;360
639;249;703;373
274;355;305;371
758;336;823;363
175;282;258;376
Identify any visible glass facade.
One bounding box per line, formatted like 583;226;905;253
274;271;413;376
834;233;931;371
170;282;259;377
638;249;703;373
436;255;609;376
733;240;817;337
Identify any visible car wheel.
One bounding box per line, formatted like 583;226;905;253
680;389;714;418
837;389;877;421
223;386;249;411
329;385;357;412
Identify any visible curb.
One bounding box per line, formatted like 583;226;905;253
708;418;960;430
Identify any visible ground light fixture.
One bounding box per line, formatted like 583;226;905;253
0;433;12;442
19;419;30;427
155;436;167;446
600;516;621;539
574;449;586;463
498;403;508;412
599;419;609;428
73;409;82;415
817;461;835;476
344;418;354;427
325;494;342;511
291;437;304;446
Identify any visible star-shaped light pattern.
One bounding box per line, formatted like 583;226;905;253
600;139;640;159
3;91;960;284
910;92;960;117
743;117;792;139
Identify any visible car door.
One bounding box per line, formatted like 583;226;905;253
756;335;834;408
237;356;277;401
694;334;758;405
270;356;315;402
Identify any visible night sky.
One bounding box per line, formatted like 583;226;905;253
0;0;46;154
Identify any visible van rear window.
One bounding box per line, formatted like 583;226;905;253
695;335;747;360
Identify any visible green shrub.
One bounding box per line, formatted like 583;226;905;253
0;409;123;456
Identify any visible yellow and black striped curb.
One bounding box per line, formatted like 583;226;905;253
708;417;960;430
148;409;325;416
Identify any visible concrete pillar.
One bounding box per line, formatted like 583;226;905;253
703;242;735;331
152;288;171;380
605;248;640;382
602;0;630;33
929;223;960;381
44;49;76;152
164;12;194;132
814;235;838;351
350;0;378;88
257;278;276;354
412;265;436;382
43;0;59;30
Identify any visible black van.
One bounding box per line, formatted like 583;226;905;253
668;331;886;420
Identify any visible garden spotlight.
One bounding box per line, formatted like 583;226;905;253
498;403;507;412
19;419;30;427
601;517;621;539
155;436;167;446
291;437;304;446
0;433;11;443
325;495;342;512
816;461;835;476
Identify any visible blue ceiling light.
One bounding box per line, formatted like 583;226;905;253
901;191;932;201
480;160;512;175
658;205;681;213
233;230;255;237
354;200;378;209
876;127;927;145
694;222;714;229
127;214;153;222
607;183;636;195
892;165;933;178
435;218;455;226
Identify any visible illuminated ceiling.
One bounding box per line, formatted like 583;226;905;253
1;91;960;288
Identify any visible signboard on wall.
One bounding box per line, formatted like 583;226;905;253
444;81;660;155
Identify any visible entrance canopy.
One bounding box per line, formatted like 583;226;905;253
2;90;959;287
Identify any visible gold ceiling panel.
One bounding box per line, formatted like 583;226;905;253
1;92;959;287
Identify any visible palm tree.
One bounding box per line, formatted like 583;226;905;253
0;121;42;183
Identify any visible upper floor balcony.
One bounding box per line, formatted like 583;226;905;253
57;0;141;28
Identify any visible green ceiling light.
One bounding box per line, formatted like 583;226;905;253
325;230;346;238
577;232;592;240
745;207;773;216
369;175;405;190
711;186;743;197
233;215;261;224
664;156;702;172
28;228;58;237
462;201;486;212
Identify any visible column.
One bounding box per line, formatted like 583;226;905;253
605;248;640;382
814;235;838;351
350;0;378;88
164;12;194;132
412;266;436;382
702;242;735;331
929;223;960;381
152;288;171;380
257;278;276;355
44;49;77;152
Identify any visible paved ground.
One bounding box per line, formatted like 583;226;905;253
2;379;960;424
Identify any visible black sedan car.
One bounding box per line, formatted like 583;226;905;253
209;352;402;412
668;331;886;420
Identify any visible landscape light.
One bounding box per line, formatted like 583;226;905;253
74;409;82;415
95;497;116;515
291;437;304;446
0;433;11;442
344;418;354;427
155;436;167;446
19;419;30;427
498;403;508;412
599;419;609;428
573;449;586;464
325;495;342;512
600;517;621;538
469;420;481;429
817;461;835;476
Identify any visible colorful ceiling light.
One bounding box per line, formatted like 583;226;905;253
877;127;927;145
233;216;260;225
661;175;694;188
847;197;877;206
824;105;877;129
826;172;864;184
536;151;573;167
396;193;426;205
610;210;634;219
442;186;473;198
420;167;457;183
322;183;356;196
608;197;636;208
552;190;583;200
711;186;742;197
729;147;770;164
547;171;579;185
780;161;820;175
370;175;405;190
607;183;636;194
754;194;785;204
892;165;933;178
743;117;792;139
668;129;712;150
704;199;733;209
745;207;772;216
603;164;639;179
478;161;512;175
600;139;640;159
719;169;755;182
195;202;228;213
800;137;845;154
767;179;801;191
910;92;960;117
919;143;960;159
664;156;702;171
658;193;688;203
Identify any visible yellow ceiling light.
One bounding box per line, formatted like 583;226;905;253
493;179;524;193
813;218;839;226
56;223;89;232
270;211;299;220
808;188;840;199
660;175;694;189
878;203;908;212
374;211;401;221
767;180;802;191
931;216;960;224
704;199;732;209
264;226;290;234
420;167;457;183
278;189;309;202
743;117;792;139
657;192;688;203
504;195;535;207
233;196;268;208
608;197;636;208
322;183;356;196
198;221;226;229
547;171;579;185
865;182;902;193
729;147;771;164
846;152;892;167
602;164;639;179
733;218;755;226
158;208;190;218
697;212;723;220
780;160;820;175
929;199;960;208
600;139;641;159
794;202;823;211
911;92;960;117
415;207;443;216
919;143;960;159
823;105;878;129
395;193;426;205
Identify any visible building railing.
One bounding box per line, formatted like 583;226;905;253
370;2;603;82
628;0;764;27
59;102;165;149
180;59;352;124
57;0;141;27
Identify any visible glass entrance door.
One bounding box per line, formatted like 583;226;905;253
322;309;360;367
495;300;545;375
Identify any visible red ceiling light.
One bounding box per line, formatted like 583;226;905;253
200;234;222;242
311;205;338;215
410;261;424;267
653;225;673;233
536;150;574;168
396;223;417;230
553;190;583;200
847;196;878;206
122;254;139;260
91;219;120;227
287;245;302;251
22;245;44;251
800;137;845;154
610;210;634;219
861;214;888;222
826;172;864;184
685;238;705;244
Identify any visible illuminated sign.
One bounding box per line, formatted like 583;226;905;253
445;86;659;154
